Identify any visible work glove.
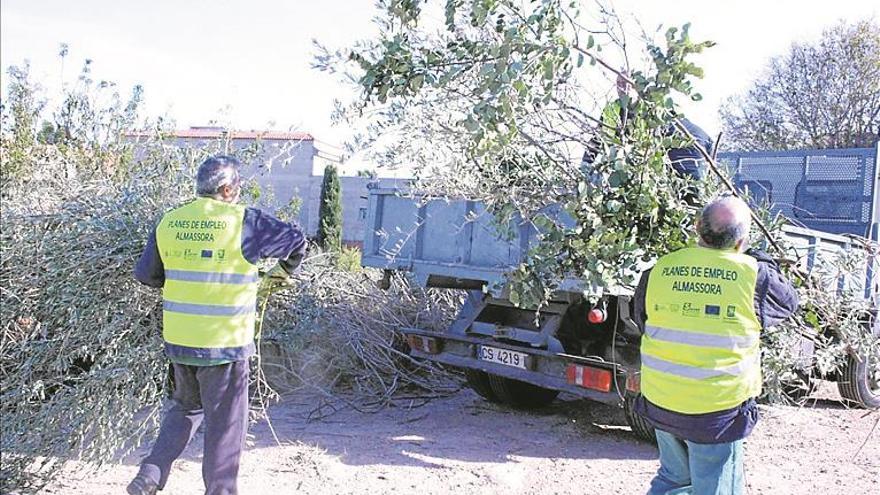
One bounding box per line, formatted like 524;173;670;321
264;264;294;286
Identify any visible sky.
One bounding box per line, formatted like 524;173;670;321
1;0;878;159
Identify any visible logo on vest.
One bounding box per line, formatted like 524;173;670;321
163;249;184;259
681;302;701;317
654;303;681;313
725;305;737;319
704;304;721;318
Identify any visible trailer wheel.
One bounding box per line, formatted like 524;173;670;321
837;351;880;408
464;369;500;402
486;374;559;408
624;395;656;443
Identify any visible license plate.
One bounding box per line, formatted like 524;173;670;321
477;345;529;370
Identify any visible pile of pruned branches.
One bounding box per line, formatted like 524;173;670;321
0;65;461;492
0;145;461;492
256;256;462;417
1;152;186;491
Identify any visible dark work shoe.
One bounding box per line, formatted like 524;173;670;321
126;475;158;495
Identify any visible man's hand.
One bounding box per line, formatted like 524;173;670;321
264;264;294;286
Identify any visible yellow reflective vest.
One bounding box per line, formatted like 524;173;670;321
641;246;762;414
155;197;260;360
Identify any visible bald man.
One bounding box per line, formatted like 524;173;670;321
633;195;798;495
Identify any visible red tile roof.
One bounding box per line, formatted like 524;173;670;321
127;128;314;141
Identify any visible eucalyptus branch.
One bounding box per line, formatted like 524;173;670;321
571;44;636;86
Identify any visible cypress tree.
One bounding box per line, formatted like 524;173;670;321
317;164;343;250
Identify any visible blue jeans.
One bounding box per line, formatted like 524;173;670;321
647;429;744;495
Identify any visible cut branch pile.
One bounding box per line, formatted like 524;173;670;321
256;258;463;418
0;157;461;492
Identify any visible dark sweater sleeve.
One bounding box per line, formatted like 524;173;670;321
749;250;799;329
134;228;165;288
632;268;652;335
241;207;307;271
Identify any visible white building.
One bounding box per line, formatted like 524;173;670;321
129;127;404;246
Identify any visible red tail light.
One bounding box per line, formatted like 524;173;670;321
626;372;641;393
587;308;606;324
566;364;612;392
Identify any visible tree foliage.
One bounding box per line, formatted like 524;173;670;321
321;0;879;405
0;63;44;185
1;57;145;190
317;164;343;250
321;0;714;305
720;20;880;151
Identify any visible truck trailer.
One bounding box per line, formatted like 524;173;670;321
360;183;880;442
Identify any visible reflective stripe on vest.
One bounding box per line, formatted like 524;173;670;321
641;353;757;380
155;198;259;360
644;325;759;350
165;269;260;285
163;300;257;317
641;246;762;414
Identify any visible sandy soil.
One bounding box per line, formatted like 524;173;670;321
45;383;879;495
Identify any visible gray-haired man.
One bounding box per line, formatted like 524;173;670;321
633;195;798;494
128;155;306;494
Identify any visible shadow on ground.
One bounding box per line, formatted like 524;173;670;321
120;380;864;472
255;391;659;469
121;389;659;470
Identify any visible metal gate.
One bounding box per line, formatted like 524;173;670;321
718;145;880;238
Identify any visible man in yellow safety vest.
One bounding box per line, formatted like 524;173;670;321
633;195;798;495
127;156;306;495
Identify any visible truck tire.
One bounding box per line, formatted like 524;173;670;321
486;374;559;408
624;395;656;443
837;351;880;408
464;369;500;402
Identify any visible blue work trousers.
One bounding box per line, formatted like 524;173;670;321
647;429;744;495
137;360;249;495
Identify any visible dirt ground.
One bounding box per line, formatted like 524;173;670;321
46;383;878;495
